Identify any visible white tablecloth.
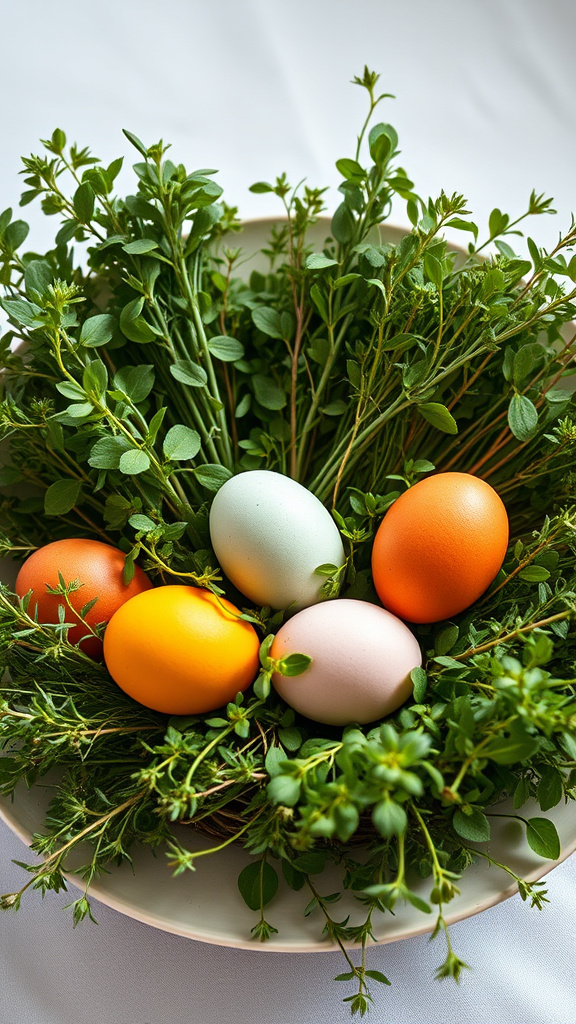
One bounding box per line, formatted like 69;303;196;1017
0;821;574;1024
1;2;575;1021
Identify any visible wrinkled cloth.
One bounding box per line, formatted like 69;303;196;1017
1;821;575;1024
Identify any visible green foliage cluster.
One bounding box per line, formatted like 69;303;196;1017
0;67;575;1015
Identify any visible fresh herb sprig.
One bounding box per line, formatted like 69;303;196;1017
0;68;575;1016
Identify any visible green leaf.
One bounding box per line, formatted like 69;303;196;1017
106;156;124;185
252;307;283;339
333;273;361;290
129;514;157;533
508;394;538;442
335;158;365;180
537;767;563;811
4;220;30;252
410;666;428;703
369;123;394;164
277;653;312;677
119;297;156;344
259;633;275;668
264;745;288;777
50;127;67;153
447;217;478;239
433;655;464;669
453;807;491;842
412;459;435;474
366;277;386;297
56;380;84;401
235;394;251;418
310;283;328;322
19;190;40;208
103;494;133;529
73;182;95;223
237;860;279;912
321;400;347;417
314;563;339;577
482;719;539;765
331;202;355;244
79;314;116;348
113;365;155;404
372;799;407;838
65;402;94;419
418;403;458;434
518;565;550;583
162;522;187;542
561;732;576;760
292;851;326;874
435;624;459;656
513;776;530;809
1;297;43;328
24;259;52;296
281;860;306;891
489;207;509;239
122;129;148;156
88;436;131;470
163;425;201;461
207;335;245;362
122;238;158;254
526;817;561;860
82;359;108;397
423;251;444;289
248;181;274;194
333;802;360;843
193;464;233;491
44;479;82;516
253;374;286;411
364;970;392;986
267;774;301;806
405;891;433;914
512;343;544;387
170;360;208;388
277;726;302;751
305;254;338;270
118;450;151;475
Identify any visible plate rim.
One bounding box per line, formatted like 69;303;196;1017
1;792;575;952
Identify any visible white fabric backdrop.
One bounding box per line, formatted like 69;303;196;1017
1;1;575;1021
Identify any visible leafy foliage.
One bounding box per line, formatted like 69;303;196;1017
0;68;576;1016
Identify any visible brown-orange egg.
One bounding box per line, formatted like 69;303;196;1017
371;472;509;623
15;538;153;658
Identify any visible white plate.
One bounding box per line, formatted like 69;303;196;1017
1;218;575;951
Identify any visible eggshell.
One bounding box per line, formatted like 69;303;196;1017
209;470;345;610
371;472;509;623
270;598;422;726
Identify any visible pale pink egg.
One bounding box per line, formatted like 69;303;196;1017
270;598;422;726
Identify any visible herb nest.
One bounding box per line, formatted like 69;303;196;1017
0;68;575;1017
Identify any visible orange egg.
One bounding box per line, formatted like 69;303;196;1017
15;538;153;659
103;585;260;715
371;472;509;623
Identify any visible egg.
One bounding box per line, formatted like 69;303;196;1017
270;598;422;726
371;472;509;623
209;470;345;610
103;586;260;715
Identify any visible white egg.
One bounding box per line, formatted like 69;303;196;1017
209;470;345;610
271;598;422;726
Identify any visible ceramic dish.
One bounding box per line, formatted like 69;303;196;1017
1;218;575;951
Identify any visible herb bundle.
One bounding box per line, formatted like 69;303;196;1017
0;68;575;1016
